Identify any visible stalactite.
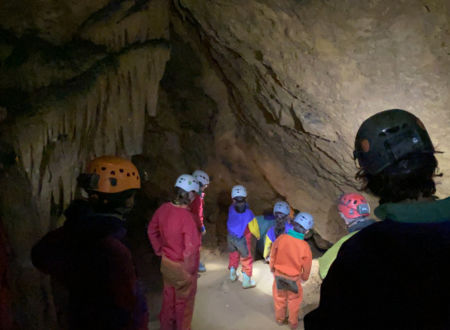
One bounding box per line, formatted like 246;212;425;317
9;42;169;226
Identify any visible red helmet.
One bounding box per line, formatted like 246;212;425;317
338;193;370;219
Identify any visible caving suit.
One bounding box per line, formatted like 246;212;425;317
227;204;260;276
270;230;312;328
190;192;205;233
147;202;201;330
263;222;294;259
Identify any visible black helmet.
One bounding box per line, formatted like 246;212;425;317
354;109;434;175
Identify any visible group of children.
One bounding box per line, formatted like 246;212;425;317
28;109;449;330
226;186;314;329
147;171;316;330
30;109;448;330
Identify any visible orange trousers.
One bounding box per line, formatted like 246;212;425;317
272;273;303;327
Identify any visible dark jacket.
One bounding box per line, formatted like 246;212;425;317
31;200;148;330
305;198;450;330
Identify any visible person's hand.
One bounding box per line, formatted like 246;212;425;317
200;226;206;235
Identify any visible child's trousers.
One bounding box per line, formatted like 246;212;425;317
227;230;253;276
272;272;303;326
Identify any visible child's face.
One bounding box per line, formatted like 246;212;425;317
233;197;246;204
233;197;247;213
275;212;287;219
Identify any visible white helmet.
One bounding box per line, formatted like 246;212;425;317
273;201;290;216
231;185;247;199
175;174;199;193
192;170;210;186
294;212;314;230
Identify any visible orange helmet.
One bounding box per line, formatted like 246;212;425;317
85;156;141;194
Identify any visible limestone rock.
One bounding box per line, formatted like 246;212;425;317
301;259;322;317
79;0;170;51
175;0;450;242
0;0;110;43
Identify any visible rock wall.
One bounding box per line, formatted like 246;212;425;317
0;1;170;328
173;0;450;242
0;0;449;328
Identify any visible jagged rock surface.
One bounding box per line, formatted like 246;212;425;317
0;1;170;328
0;0;449;328
173;0;450;241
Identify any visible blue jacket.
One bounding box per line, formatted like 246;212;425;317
227;205;260;239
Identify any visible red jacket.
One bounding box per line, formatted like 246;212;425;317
190;193;205;230
147;203;201;275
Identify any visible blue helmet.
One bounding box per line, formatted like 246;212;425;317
273;201;290;216
294;212;314;230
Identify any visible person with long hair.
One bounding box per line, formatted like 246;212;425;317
270;212;314;330
147;174;201;330
263;201;293;261
305;109;450;330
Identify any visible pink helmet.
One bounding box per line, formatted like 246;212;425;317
338;193;370;219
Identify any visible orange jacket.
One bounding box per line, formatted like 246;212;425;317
270;231;312;281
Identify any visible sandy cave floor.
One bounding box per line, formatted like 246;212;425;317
146;250;322;330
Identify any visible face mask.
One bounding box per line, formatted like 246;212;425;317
234;201;247;213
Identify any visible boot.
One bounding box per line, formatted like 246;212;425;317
198;261;206;272
230;267;237;281
242;272;256;289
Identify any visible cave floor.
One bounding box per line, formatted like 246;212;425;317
147;250;305;330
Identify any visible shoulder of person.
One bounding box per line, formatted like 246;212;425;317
246;208;256;217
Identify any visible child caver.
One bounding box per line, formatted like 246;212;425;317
147;174;202;330
264;201;293;261
227;185;261;289
191;170;209;272
270;212;314;330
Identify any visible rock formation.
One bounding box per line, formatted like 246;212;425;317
0;0;448;327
